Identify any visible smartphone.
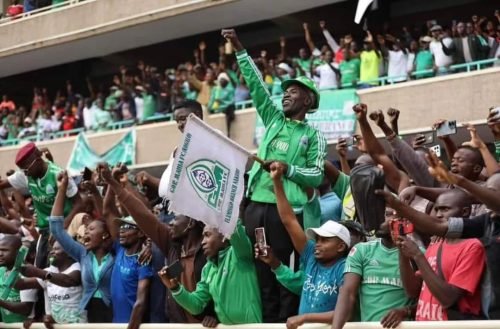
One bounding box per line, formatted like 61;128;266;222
429;144;441;157
390;219;414;241
166;260;184;279
82;167;92;181
422;132;434;145
436;120;457;137
255;227;268;257
344;137;355;147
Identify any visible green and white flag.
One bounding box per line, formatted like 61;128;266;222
167;115;249;237
67;130;136;175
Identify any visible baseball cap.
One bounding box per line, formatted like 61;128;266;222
281;76;320;113
277;62;292;74
306;220;351;247
420;36;432;43
430;25;442;32
116;216;137;226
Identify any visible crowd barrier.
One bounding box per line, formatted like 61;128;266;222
0;321;500;328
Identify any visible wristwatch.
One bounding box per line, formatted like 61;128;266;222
44;272;53;281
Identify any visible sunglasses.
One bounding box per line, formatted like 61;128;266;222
21;157;39;175
120;223;138;231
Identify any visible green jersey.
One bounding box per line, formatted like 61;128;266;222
26;162;77;228
344;239;413;321
415;50;434;79
339;58;361;87
0;267;28;323
142;93;156;120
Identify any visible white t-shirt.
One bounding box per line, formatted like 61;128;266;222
20;287;38;319
36;263;86;323
406;52;415;73
387;50;408;82
7;170;78;198
82;107;93;130
135;96;144;121
315;63;339;89
430;38;453;68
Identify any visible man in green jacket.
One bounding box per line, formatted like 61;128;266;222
222;28;327;322
158;221;262;325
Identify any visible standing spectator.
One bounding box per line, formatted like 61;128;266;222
413;36;435;79
104;87;119;115
312;50;341;89
49;171;114;323
15;241;86;325
398;190;486;321
339;49;360;88
442;21;490;64
359;32;382;88
271;62;293;96
82;98;94;130
62;106;77;131
234;76;250;103
223;28;326;323
134;86;145;121
92;99;112;132
141;84;157;121
187;65;215;108
0;95;16;113
0;235;36;323
384;38;409;83
429;25;454;75
319;21;344;64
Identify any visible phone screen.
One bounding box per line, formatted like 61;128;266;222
255;227;268;256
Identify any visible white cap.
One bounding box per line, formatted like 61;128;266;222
306;220;351;246
217;72;230;83
277;62;292;74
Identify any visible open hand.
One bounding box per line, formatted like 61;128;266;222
426;151;459;185
381;307;408;329
202;316;219;328
462;123;485;149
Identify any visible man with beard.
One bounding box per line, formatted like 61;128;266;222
222;28;326;323
331;210;416;329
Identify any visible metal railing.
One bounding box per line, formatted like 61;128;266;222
0;0;93;25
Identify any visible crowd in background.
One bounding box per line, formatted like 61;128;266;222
1;0;83;19
0;25;498;329
1;11;499;145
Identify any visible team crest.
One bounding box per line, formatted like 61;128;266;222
187;159;229;211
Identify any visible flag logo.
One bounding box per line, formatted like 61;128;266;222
187;159;229;211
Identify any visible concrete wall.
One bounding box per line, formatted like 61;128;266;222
0;109;257;174
357;66;500;135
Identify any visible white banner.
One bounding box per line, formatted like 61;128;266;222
166;115;250;237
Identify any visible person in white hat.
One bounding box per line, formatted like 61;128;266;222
269;161;349;326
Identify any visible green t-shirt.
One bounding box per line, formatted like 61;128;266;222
0;267;28;323
142;93;156;120
104;95;117;112
271;74;290;96
27;162;75;228
92;109;112;132
360;50;381;85
207;84;235;113
302;192;321;230
332;172;355;220
251;121;295;205
339;58;361;87
344;239;413;321
415;50;434;79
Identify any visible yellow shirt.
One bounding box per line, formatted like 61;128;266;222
360;50;381;85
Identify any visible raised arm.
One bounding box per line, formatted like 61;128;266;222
270;162;307;254
222;29;281;127
303;23;317;54
462;124;500;177
355;104;408;192
21;264;81;288
98;163;172;256
319;21;340;53
335;139;351;175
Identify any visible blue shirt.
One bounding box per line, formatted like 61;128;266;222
319;192;342;224
298;241;346;314
111;243;153;323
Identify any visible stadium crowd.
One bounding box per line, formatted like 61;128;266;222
1;0;83;19
1;11;499;145
0;27;498;329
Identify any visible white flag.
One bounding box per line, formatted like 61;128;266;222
166;115;250;237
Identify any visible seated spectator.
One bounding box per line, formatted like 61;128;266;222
16;241;86;325
6;0;24;18
0;235;37;323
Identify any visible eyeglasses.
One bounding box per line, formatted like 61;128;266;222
120;223;138;231
21;157;39;175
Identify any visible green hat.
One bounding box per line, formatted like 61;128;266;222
281;76;320;113
116;216;137;226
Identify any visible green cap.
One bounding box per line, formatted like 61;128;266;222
281;76;320;113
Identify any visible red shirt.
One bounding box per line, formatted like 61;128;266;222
62;115;76;131
416;239;485;321
334;49;344;64
6;4;23;17
0;101;15;112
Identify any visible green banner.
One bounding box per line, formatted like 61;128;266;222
254;88;358;146
67;129;136;175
